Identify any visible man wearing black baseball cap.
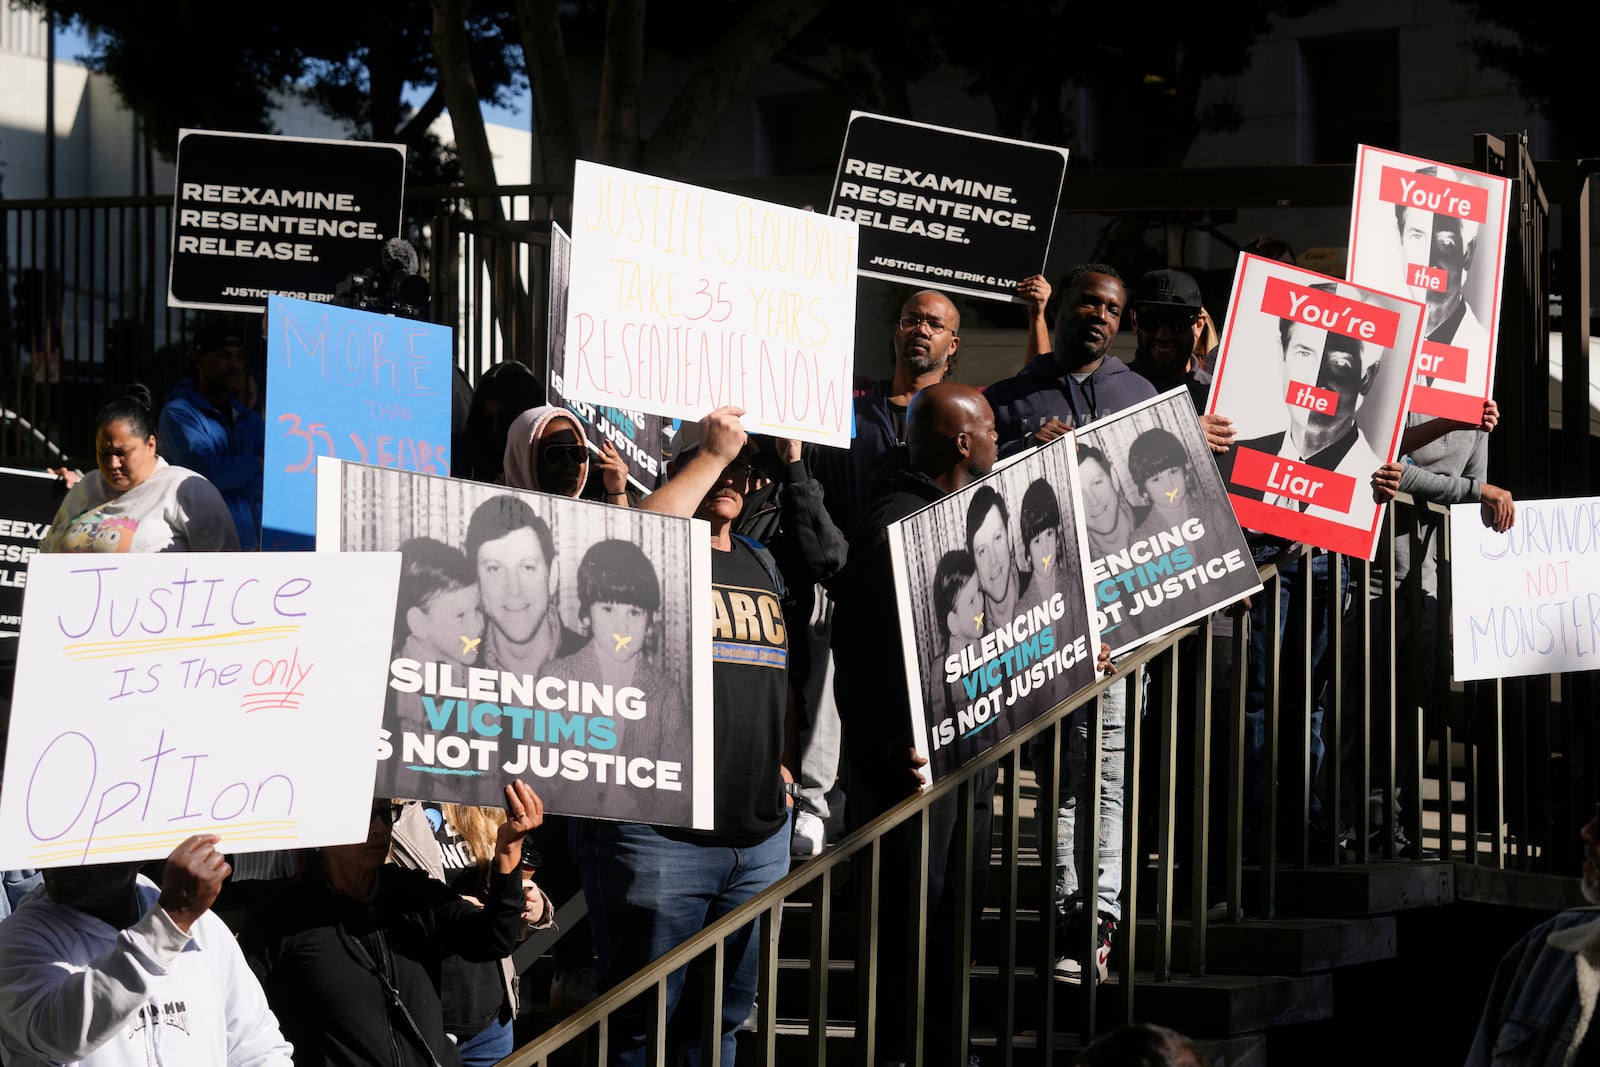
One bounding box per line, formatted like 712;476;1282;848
1127;267;1213;413
158;316;265;549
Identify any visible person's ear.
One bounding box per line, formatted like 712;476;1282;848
954;430;972;460
1465;235;1478;265
406;603;427;637
947;332;961;357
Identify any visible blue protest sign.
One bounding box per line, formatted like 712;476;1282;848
262;296;452;549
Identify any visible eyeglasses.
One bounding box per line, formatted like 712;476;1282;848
898;314;952;335
1137;307;1201;332
370;803;406;826
540;443;588;465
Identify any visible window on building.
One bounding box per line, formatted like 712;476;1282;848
757;91;852;177
1300;30;1400;163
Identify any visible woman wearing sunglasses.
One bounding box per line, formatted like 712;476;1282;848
502;404;629;504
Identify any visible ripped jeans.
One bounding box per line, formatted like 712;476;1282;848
1027;674;1134;924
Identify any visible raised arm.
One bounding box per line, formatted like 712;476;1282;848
638;406;748;518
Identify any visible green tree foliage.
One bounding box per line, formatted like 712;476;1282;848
26;0;523;181
1460;0;1600;157
778;0;1334;168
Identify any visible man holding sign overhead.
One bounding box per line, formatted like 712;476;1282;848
573;406;794;1067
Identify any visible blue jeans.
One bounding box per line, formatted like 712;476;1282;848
1244;549;1339;830
1028;675;1133;924
573;816;792;1066
455;1015;513;1067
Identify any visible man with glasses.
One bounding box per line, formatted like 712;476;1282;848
791;289;963;862
573;406;795;1067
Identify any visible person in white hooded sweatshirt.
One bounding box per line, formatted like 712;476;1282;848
0;833;293;1066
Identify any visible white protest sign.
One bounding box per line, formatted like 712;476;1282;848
1449;498;1600;681
0;552;400;867
562;161;858;448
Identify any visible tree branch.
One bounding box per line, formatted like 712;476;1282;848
595;0;645;167
640;0;832;177
515;0;583;185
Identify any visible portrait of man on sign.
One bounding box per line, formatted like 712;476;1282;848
1208;256;1424;558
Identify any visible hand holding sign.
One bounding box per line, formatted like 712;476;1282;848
159;834;232;933
494;780;545;875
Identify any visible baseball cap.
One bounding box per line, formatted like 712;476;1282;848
192;323;248;355
665;421;703;462
1131;268;1202;309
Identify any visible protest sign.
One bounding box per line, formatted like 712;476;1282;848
0;468;65;635
168;129;406;312
1074;390;1259;656
1208;253;1425;559
561;161;858;448
1347;145;1511;424
1450;497;1600;681
546;222;673;491
0;551;399;867
827;111;1069;303
888;436;1099;783
316;458;714;828
262;296;453;550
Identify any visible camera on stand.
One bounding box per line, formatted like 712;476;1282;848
333;237;431;320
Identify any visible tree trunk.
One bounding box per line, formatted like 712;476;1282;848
430;0;532;365
639;0;832;177
430;0;501;189
594;0;645;167
514;0;582;187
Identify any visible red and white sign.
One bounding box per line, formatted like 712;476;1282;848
1205;253;1426;560
1347;145;1512;424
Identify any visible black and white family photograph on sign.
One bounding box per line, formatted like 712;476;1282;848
1074;389;1260;656
317;458;712;829
888;435;1099;782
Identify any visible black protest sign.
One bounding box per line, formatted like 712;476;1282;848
168;129;406;312
888;436;1099;783
0;468;64;635
1074;390;1260;657
827;112;1068;303
545;222;672;492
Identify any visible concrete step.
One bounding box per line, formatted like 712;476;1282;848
1131;914;1398;974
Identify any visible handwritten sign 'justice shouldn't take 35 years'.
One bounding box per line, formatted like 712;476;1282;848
0;552;399;867
560;161;859;448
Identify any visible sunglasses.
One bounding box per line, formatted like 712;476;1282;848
1137;307;1201;332
370;802;406;826
540;443;589;465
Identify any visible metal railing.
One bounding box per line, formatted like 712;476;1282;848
500;490;1558;1066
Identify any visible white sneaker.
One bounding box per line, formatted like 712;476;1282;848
791;810;825;858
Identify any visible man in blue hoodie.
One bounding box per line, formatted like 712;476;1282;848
987;263;1152;985
158;320;265;550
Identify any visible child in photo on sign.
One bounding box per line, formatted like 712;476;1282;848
382;537;486;790
394;536;486;670
544;539;687;822
932;548;984;724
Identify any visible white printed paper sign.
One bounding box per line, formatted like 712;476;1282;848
561;161;858;448
0;552;400;867
1450;497;1600;681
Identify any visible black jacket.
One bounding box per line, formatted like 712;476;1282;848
828;464;944;825
241;863;523;1067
